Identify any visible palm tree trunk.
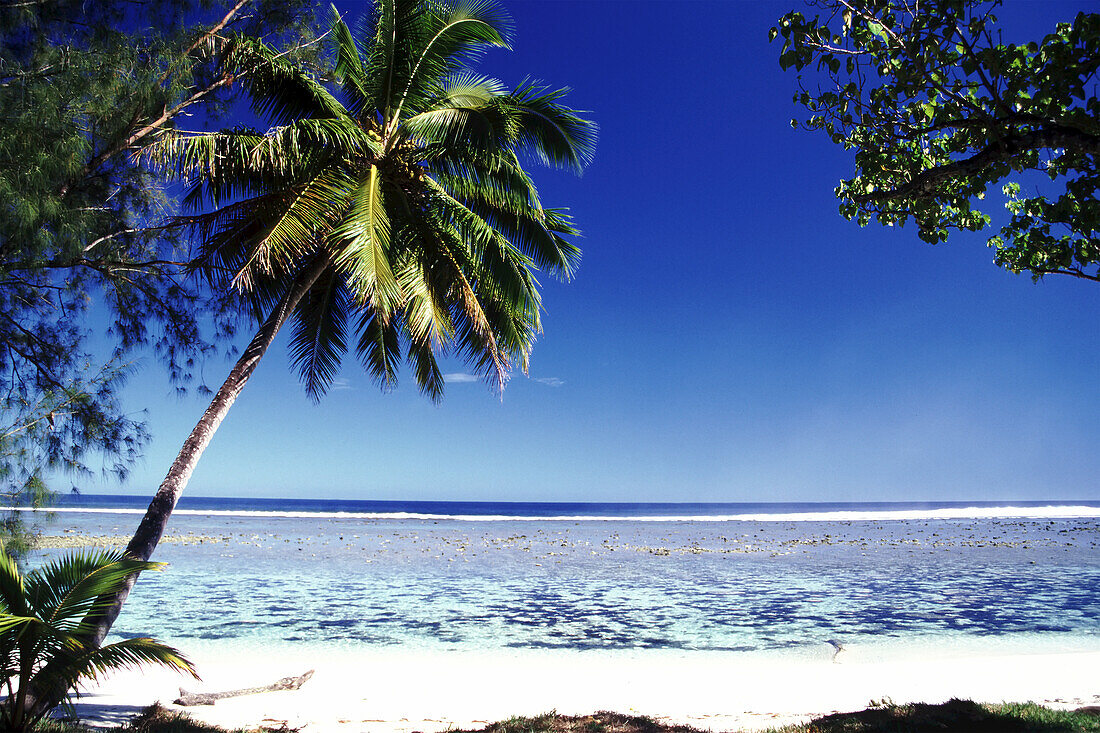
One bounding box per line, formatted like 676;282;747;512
83;257;330;648
21;257;322;720
24;258;329;721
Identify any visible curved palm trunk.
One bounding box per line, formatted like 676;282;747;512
25;257;330;717
87;257;331;648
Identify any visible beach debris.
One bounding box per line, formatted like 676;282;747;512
174;670;314;706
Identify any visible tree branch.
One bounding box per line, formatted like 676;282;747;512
159;0;251;85
855;125;1100;203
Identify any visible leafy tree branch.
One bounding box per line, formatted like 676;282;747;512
772;0;1100;282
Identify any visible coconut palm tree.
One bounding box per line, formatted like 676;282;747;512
81;0;595;647
0;548;195;731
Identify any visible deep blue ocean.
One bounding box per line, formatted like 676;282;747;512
27;496;1100;656
47;493;1100;519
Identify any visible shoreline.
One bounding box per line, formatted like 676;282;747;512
74;638;1100;732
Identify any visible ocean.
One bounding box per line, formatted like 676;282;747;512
24;496;1100;658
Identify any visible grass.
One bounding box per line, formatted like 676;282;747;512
767;699;1100;732
452;701;1100;733
32;700;1100;733
34;704;297;733
121;705;285;732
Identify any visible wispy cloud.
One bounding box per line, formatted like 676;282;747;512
535;377;564;387
330;378;352;391
444;372;479;383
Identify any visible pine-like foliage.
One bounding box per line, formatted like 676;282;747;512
151;0;598;400
0;0;320;539
0;548;196;731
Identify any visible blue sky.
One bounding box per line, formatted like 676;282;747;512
98;0;1099;503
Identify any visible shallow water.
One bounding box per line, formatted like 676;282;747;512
29;508;1100;655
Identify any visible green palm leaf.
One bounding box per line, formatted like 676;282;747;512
0;547;196;732
230;168;353;290
25;551;163;631
0;551;27;616
360;0;409;120
387;0;513;125
333;165;401;310
330;6;371;116
63;636;197;685
289;265;351;400
223;35;347;125
502;80;598;173
404;328;446;400
356;308;402;389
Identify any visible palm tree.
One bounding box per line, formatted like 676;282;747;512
83;0;596;647
0;548;196;731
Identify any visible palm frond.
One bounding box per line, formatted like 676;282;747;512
222;35;347;125
402;73;510;148
386;0;513;124
403;106;499;151
230;167;355;291
332;165;401;311
396;255;454;351
404;328;446;400
425;176;576;286
249;118;369;174
355;308;402;390
288;265;351;401
0;613;38;636
0;547;191;731
360;0;412;120
145;129;270;196
25;552;163;630
63;637;197;685
502;80;598;173
430;163;540;216
330;5;371;116
0;551;26;616
413;212;510;389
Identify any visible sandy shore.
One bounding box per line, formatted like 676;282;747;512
72;640;1100;732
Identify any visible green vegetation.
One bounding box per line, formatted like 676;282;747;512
0;0;318;549
457;702;1100;733
771;0;1100;282
775;699;1100;732
9;700;1100;733
120;705;269;733
0;548;195;730
20;704;270;733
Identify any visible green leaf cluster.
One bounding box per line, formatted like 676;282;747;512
151;0;597;401
771;0;1100;282
0;548;196;731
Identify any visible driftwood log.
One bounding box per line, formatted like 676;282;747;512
174;670;314;706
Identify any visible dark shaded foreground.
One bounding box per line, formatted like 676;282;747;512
463;703;1100;733
37;700;1100;733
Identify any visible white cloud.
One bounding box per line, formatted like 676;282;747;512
443;372;479;383
330;378;352;391
534;377;564;387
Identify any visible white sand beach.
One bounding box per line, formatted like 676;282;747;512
72;639;1100;731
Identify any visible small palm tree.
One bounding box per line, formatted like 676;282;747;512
0;548;196;731
75;0;596;648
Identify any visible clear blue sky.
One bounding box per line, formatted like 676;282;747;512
97;0;1099;503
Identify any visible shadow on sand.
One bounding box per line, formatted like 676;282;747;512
63;699;154;729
